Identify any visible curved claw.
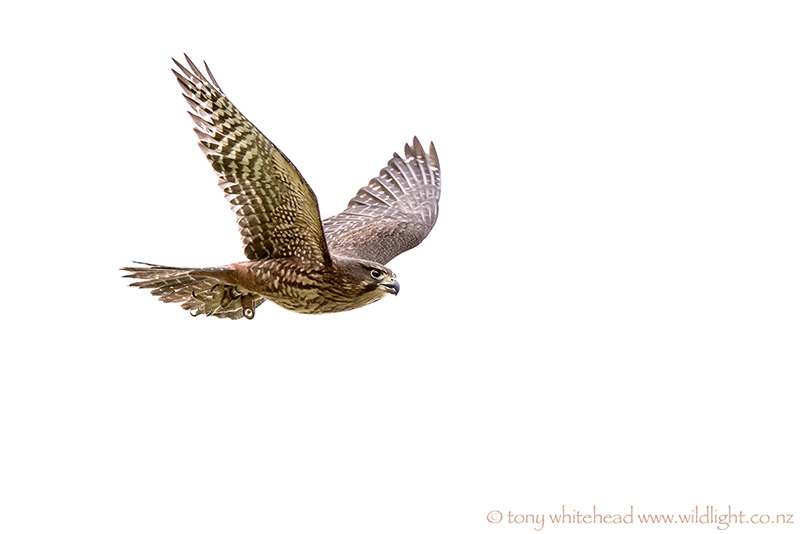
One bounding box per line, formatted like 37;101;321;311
220;289;232;309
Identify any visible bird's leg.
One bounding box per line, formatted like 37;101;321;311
241;293;255;320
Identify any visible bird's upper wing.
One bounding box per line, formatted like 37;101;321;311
173;56;330;264
322;138;441;265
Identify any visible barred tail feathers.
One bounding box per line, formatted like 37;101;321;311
121;262;263;320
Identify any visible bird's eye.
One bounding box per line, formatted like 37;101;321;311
370;269;382;279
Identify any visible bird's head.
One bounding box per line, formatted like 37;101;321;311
336;257;400;297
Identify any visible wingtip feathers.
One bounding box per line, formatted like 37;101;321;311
428;141;439;170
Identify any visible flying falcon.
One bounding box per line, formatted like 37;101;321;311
123;56;441;320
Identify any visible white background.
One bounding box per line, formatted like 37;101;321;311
1;1;798;533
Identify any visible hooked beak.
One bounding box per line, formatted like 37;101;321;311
380;279;400;295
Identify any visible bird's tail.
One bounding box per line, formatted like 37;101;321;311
121;262;263;320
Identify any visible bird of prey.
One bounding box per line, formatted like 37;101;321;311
123;56;441;320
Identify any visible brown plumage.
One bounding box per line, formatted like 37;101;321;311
123;56;441;319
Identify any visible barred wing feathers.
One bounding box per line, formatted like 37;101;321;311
172;56;329;264
323;138;441;265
